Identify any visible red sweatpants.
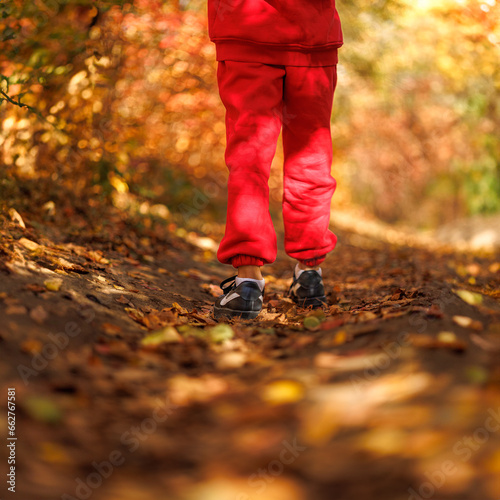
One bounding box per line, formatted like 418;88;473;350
216;61;338;268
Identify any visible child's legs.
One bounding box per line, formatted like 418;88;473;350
216;61;284;268
282;65;338;266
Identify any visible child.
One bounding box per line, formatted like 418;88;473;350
208;0;343;319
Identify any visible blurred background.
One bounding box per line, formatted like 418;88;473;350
1;0;499;240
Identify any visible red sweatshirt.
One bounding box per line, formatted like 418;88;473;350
207;0;343;67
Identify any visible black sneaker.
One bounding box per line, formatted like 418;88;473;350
288;269;327;308
213;276;264;320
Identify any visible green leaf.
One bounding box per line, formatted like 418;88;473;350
23;397;62;424
465;366;488;385
140;327;182;346
256;327;275;335
178;325;205;339
206;324;234;343
303;316;322;331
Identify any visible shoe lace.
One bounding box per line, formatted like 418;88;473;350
219;275;237;294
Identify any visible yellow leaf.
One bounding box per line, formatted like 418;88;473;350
437;331;458;343
19;238;39;251
454;289;483;306
9;208;26;228
361;428;407;455
333;330;348;345
261;380;305;405
44;278;62;291
172;302;188;314
109;172;129;193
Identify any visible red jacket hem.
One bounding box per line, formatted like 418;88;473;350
215;40;340;67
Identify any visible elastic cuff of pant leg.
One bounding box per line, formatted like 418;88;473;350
299;255;326;267
231;255;265;268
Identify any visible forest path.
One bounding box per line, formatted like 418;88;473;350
1;215;500;500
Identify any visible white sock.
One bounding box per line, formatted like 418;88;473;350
235;277;265;292
295;263;322;279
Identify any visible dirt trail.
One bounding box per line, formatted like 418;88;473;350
1;215;500;500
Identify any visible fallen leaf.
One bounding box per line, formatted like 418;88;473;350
44;278;63;291
189;313;217;326
426;304;444;318
303;316;321;331
314;352;339;368
20;339;43;354
172;292;194;302
216;351;247;369
261;380;305;405
9;208;26;228
125;307;144;322
141;326;182;346
390;288;405;300
23;397;62;424
358;311;378;321
115;295;131;304
206;324;234;343
101;323;123;335
437;331;458;344
201;283;222;297
18;237;39;251
453;316;483;330
489;262;500;273
180;268;213;280
178;325;205;338
465;366;489;384
333;330;348;345
172;302;189;314
361;428;407;455
454;289;483;306
56;258;87;274
168;374;228;406
87;251;110;264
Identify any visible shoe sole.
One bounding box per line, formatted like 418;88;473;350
291;295;327;308
213;306;261;320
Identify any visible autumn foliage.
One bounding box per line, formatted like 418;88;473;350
1;0;499;230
